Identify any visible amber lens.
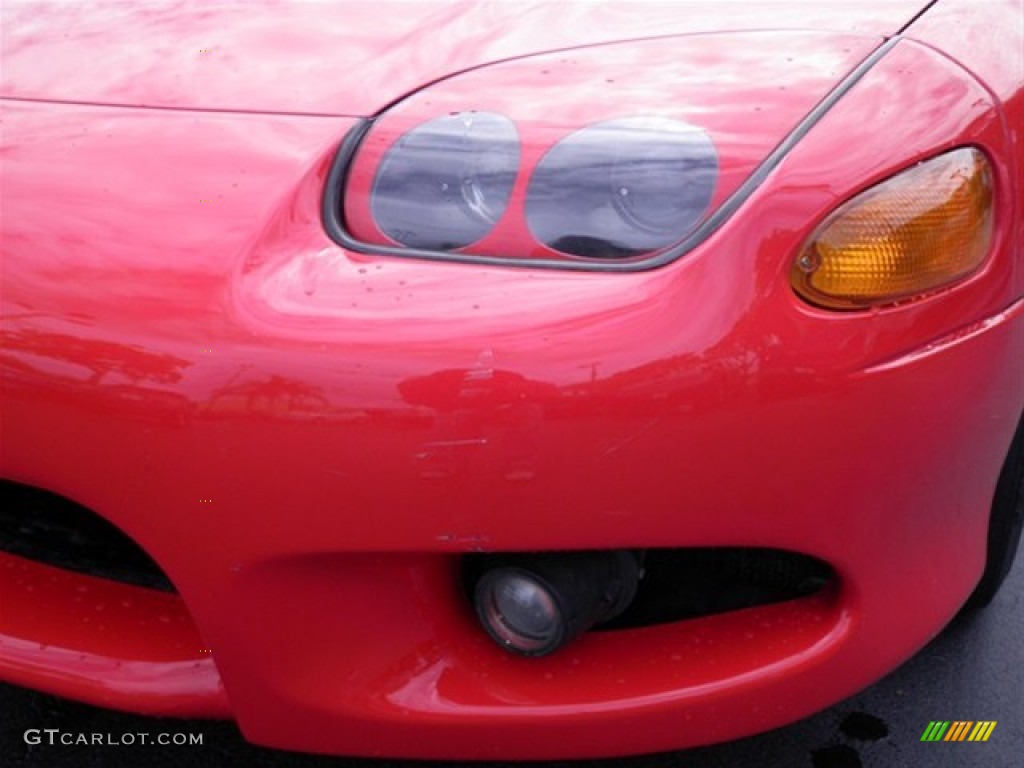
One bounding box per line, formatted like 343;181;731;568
792;148;994;309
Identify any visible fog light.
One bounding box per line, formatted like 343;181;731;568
473;551;641;657
477;570;563;654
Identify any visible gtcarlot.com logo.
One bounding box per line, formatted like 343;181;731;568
24;729;203;746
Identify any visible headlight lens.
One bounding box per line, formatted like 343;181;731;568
370;112;519;250
525;117;717;259
791;147;994;309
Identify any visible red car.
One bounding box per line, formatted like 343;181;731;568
1;0;1021;760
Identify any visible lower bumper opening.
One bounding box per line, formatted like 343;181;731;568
602;547;833;629
464;547;833;636
0;479;174;592
0;480;227;716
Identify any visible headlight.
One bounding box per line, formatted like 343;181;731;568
791;147;994;309
525;117;717;259
352;109;720;263
370;112;519;250
328;32;885;269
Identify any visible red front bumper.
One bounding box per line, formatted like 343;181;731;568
3;284;1020;757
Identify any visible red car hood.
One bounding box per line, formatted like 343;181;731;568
2;1;929;116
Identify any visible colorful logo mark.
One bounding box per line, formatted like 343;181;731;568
921;721;996;742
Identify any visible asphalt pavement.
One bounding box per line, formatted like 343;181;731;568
2;561;1021;768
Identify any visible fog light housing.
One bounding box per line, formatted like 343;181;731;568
791;147;994;309
473;551;641;657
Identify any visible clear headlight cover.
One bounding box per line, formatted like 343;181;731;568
331;32;886;268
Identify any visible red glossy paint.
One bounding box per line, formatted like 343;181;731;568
2;1;928;115
1;0;1021;760
0;551;229;717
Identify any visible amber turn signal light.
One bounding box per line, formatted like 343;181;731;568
792;147;994;310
